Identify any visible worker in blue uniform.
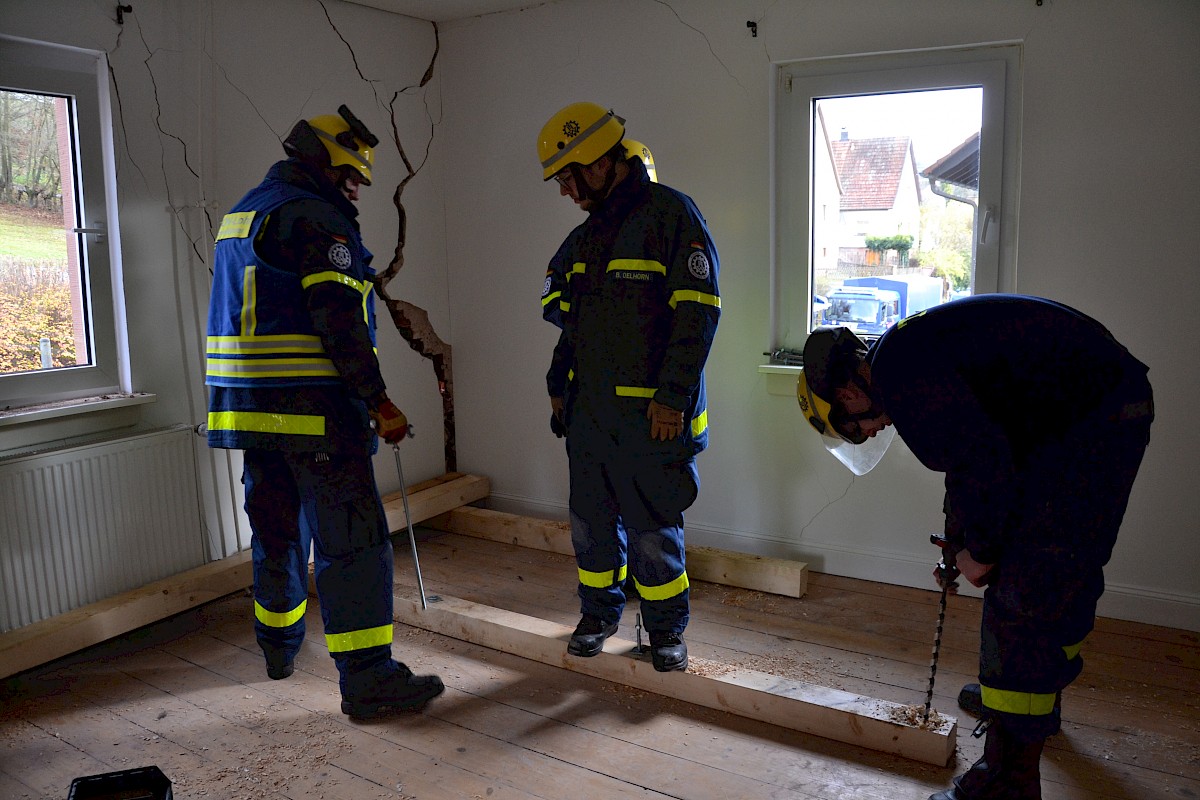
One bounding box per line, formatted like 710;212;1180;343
205;105;443;718
536;103;721;672
541;138;656;333
797;295;1153;800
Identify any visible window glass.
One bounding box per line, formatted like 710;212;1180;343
772;46;1019;356
0;88;86;376
0;36;123;408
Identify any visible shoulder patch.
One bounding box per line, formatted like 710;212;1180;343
687;249;711;280
542;274;553;297
327;242;353;269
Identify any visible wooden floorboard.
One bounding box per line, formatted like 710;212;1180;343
1;526;1196;799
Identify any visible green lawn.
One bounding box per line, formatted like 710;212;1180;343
0;202;68;261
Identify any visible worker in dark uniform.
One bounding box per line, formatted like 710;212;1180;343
797;294;1153;800
205;106;443;718
536;103;721;672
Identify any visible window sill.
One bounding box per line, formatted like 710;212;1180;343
0;393;157;456
758;364;801;397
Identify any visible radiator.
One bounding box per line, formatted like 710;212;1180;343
0;425;206;632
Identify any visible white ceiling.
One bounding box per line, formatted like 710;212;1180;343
343;0;542;23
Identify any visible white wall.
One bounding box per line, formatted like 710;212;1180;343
0;0;451;554
3;0;1196;631
435;0;1200;630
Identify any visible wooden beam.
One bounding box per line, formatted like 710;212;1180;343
381;473;490;535
426;506;807;598
0;551;253;680
393;587;956;766
1;473;490;680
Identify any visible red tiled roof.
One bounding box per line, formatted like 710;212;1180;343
831;136;911;211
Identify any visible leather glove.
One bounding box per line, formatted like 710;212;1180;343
550;397;566;438
369;396;409;444
647;399;685;441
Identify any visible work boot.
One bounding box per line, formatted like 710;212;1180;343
263;651;294;681
340;661;444;719
649;631;688;672
929;717;1045;800
958;683;1062;735
567;615;618;657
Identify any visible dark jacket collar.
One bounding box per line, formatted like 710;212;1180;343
590;157;650;222
266;158;360;221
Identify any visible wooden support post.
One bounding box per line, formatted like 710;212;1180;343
426;506;807;598
393;587;956;766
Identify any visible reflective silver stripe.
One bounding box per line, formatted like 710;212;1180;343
541;111;625;174
313;128;370;172
206;357;339;378
207;335;325;355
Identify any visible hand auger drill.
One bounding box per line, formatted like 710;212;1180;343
924;533;961;724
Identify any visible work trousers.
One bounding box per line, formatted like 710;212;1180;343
978;393;1153;741
243;449;395;693
566;417;699;635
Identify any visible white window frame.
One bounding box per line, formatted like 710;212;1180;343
0;35;129;410
770;44;1022;355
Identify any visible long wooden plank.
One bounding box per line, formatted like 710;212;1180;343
381;473;490;534
0;472;490;680
0;550;253;680
392;586;956;766
426;505;808;597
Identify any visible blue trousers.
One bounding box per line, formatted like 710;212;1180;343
566;423;699;635
242;449;394;692
978;402;1152;740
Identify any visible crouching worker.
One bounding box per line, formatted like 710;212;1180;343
797;294;1152;799
205;105;443;718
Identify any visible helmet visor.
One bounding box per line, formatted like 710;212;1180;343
822;424;895;476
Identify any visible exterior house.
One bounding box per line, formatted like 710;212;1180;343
831;132;923;267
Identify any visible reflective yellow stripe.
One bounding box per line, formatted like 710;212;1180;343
301;270;370;294
1063;639;1084;660
206;356;339;379
567;262;586;282
560;299;572;313
241;265;257;335
980;685;1058;716
208;410;325;436
607;258;666;275
206;334;325;355
691;408;708;437
255;598;306;628
326;624;393;653
635;571;690;602
216;211;256;241
541;290;562;309
669;289;721;310
615;386;657;398
577;563;627;589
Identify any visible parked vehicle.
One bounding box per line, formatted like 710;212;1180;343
821;275;943;335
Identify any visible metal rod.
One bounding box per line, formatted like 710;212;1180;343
391;442;427;609
923;582;949;724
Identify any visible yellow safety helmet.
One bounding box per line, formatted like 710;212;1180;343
537;102;626;181
287;105;378;185
623;139;657;183
797;326;896;475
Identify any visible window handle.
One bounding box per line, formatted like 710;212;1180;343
978;206;996;245
73;223;106;243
